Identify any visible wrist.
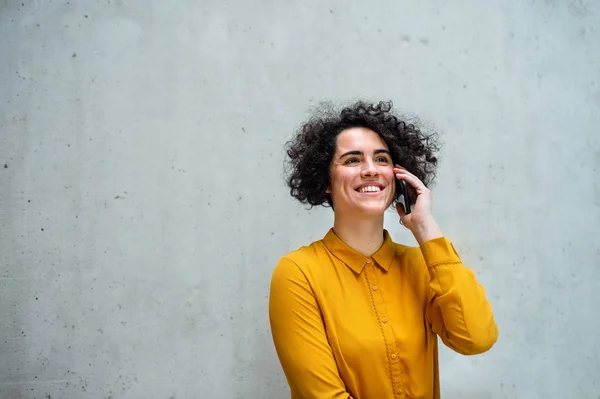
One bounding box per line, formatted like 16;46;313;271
411;218;443;245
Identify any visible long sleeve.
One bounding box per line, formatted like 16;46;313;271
422;237;498;355
269;257;354;399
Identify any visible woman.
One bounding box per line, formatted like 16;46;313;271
269;101;498;399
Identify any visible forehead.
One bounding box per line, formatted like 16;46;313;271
335;127;388;152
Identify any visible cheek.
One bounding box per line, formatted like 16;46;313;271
331;169;354;189
382;169;396;195
328;172;343;195
382;168;395;182
327;166;337;192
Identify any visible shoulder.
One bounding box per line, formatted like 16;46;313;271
389;239;428;276
389;236;461;271
389;238;423;261
271;239;331;285
275;240;327;271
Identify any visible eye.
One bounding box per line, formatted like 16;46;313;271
344;157;360;164
376;156;390;163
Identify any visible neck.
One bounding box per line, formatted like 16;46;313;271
332;212;385;257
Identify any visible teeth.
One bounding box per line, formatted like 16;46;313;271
359;186;381;193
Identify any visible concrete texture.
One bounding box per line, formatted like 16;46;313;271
1;1;599;398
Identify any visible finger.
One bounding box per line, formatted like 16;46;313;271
393;166;416;178
393;167;417;179
395;171;426;191
396;202;406;217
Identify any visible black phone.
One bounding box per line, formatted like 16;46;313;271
399;179;412;214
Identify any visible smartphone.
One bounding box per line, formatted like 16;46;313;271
399;179;412;214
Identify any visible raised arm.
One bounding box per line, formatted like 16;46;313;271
269;257;353;399
421;237;498;354
393;165;498;355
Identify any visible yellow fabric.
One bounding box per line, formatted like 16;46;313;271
269;229;498;399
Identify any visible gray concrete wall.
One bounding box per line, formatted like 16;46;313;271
1;1;599;398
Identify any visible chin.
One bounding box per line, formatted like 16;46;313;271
355;202;389;216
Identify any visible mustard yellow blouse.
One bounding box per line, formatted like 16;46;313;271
269;229;498;399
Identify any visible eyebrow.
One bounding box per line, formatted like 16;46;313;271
338;149;391;159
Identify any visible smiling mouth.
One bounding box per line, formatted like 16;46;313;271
356;185;383;193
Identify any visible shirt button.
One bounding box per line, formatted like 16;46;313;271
397;388;403;394
382;317;388;323
391;353;397;360
372;285;378;291
366;259;371;263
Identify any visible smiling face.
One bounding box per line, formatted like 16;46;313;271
327;127;396;217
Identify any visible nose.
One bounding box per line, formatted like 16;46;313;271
360;159;379;177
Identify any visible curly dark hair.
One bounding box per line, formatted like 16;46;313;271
285;100;440;208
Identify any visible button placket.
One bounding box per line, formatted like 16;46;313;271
371;265;407;396
364;263;406;397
